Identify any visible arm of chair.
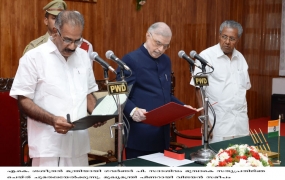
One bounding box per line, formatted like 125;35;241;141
88;150;117;164
173;128;202;140
169;72;202;150
170;122;202;150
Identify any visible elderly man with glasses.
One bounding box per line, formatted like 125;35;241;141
23;1;94;66
116;22;196;159
10;11;105;167
190;20;251;143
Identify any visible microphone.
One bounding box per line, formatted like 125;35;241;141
90;52;117;74
178;50;201;69
190;50;214;69
105;50;130;71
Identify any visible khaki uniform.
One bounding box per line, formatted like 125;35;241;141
23;32;50;55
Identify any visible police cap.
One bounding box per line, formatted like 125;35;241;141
43;0;67;16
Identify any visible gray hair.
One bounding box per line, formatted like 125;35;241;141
55;10;85;32
219;20;243;38
147;22;172;37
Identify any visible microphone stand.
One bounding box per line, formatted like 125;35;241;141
110;68;126;166
189;64;194;75
190;64;216;165
103;68;109;84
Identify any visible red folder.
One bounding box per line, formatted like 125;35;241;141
143;102;197;127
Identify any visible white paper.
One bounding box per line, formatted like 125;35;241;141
92;94;127;115
138;152;194;167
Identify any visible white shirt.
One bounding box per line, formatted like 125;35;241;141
10;38;98;158
190;43;251;140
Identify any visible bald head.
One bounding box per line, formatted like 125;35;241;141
147;22;172;37
55;10;85;32
145;22;172;58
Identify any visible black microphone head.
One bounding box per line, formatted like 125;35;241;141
178;50;186;58
105;50;114;59
90;52;98;59
190;50;197;58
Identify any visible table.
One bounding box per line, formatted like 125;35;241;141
103;135;284;166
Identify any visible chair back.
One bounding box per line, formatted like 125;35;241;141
88;91;116;155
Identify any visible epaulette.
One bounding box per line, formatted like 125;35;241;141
23;33;49;55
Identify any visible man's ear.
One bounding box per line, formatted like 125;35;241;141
235;38;240;45
146;32;152;42
146;32;151;39
44;17;48;26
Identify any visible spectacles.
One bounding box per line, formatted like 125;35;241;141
221;34;237;42
57;29;83;46
149;32;170;50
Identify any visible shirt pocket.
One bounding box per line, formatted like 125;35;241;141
73;68;88;93
211;71;227;82
43;83;71;115
238;70;250;89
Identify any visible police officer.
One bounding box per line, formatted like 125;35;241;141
23;0;67;54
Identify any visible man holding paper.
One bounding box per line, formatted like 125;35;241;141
10;11;105;166
116;22;196;159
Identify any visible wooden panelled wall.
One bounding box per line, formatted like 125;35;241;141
0;0;282;130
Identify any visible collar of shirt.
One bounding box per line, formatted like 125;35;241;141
140;44;164;61
47;37;60;54
217;43;239;59
140;43;152;58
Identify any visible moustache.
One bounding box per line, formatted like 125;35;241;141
64;48;76;53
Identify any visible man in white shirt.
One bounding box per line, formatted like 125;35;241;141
10;11;104;166
190;20;251;143
23;1;94;66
